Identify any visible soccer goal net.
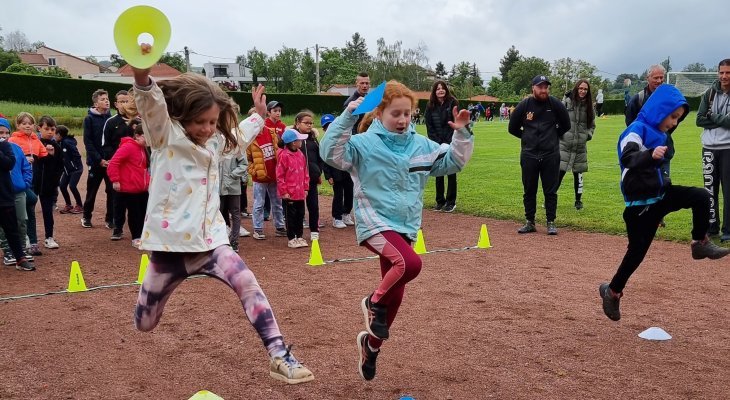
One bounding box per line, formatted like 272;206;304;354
667;72;717;97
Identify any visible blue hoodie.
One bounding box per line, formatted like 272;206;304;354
617;84;688;206
320;109;474;243
6;141;32;193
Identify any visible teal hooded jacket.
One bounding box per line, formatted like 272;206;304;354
320;109;474;243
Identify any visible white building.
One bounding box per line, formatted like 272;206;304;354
203;62;266;89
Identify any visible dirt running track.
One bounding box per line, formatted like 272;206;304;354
1;173;730;399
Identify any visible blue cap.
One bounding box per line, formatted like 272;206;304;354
531;75;551;86
281;128;308;144
0;118;10;131
320;114;335;127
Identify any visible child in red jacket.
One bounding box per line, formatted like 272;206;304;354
276;129;309;248
107;125;150;247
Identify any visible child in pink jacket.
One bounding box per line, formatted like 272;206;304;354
276;129;309;248
107;125;150;247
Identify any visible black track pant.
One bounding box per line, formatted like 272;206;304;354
520;152;560;222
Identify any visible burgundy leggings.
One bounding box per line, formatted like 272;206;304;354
363;230;422;348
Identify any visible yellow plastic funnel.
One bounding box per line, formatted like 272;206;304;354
113;5;171;69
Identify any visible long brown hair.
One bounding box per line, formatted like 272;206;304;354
426;80;457;110
570;79;594;126
294;110;315;137
157;73;240;153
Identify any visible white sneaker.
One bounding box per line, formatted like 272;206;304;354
288;238;299;248
342;214;355;226
253;231;266;240
239;227;250;237
297;238;309;248
333;219;347;229
131;238;141;248
44;237;60;249
310;232;319;241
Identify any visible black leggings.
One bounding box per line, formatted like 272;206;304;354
609;185;709;293
558;170;583;201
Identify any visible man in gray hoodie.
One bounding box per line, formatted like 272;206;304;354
697;58;730;241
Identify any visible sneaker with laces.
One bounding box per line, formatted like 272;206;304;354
517;220;536;234
691;238;730;260
22;251;33;261
275;228;288;237
16;259;35;271
297;238;309;248
239;227;250;237
44;237;60;249
253;231;266;240
310;232;319;241
442;203;456;213
110;230;123;241
434;203;445;212
333;219;347;229
81;217;92;228
342;214;355;226
547;221;558;235
29;244;42;256
288;238;299;248
71;205;83;214
59;205;73;214
3;253;16;265
269;346;314;384
361;295;389;340
131;238;142;248
357;331;379;381
599;283;622;321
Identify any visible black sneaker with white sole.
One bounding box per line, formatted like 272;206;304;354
357;331;379;381
361;295;389;340
81;218;92;228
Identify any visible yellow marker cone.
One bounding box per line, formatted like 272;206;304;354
67;261;88;293
188;390;224;400
136;254;149;285
414;229;427;254
477;224;492;248
307;239;325;266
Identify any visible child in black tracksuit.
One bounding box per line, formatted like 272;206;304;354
320;114;354;229
37;123;64;249
599;84;730;321
56;126;84;214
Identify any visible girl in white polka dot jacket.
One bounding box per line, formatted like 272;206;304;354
130;61;314;385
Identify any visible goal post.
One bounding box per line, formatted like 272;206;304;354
667;72;717;97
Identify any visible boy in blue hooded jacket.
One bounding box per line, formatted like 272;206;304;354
599;84;729;321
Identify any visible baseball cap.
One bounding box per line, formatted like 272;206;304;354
320;114;335;128
267;100;283;111
531;75;551;86
281;128;308;144
0;118;10;131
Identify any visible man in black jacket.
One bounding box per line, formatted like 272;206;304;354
81;89;112;229
509;75;571;235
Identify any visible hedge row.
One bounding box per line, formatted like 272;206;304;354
0;72;703;116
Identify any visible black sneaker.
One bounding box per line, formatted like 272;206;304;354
691;238;730;260
3;253;16;265
110;230;123;241
442;203;456;213
357;331;379;381
105;220;114;229
361;295;389;340
599;283;622;321
517;220;536;234
275;228;288;237
230;241;239;252
434;203;445;212
81;218;92;228
16;259;35;271
574;200;584;210
547;221;558;235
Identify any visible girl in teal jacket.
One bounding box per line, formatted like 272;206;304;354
319;80;473;381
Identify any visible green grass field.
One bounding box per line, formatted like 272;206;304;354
1;100;713;241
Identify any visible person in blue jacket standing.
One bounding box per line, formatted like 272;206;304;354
320;80;473;381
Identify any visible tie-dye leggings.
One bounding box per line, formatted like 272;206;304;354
363;230;423;349
134;245;286;357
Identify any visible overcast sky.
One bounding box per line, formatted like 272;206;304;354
2;0;723;82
